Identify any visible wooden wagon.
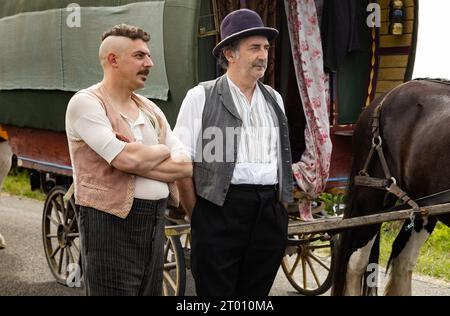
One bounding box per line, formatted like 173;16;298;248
0;0;423;295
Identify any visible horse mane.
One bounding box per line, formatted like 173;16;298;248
414;77;450;85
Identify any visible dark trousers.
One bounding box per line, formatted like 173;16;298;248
191;184;288;296
79;198;167;296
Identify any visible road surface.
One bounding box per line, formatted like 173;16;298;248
1;193;449;296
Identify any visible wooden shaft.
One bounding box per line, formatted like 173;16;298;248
163;203;450;237
288;203;450;235
165;224;191;237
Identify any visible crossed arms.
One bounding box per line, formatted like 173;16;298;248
66;92;192;183
111;142;192;183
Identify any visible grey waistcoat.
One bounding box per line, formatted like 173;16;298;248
193;75;293;206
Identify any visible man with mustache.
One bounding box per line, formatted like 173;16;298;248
174;9;293;296
65;24;192;295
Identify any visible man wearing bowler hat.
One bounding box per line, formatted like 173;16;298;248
174;9;293;296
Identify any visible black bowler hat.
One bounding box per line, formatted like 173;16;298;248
212;9;279;57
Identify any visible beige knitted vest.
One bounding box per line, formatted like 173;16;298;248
68;84;179;219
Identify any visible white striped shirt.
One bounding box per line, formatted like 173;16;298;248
227;77;278;165
174;75;284;185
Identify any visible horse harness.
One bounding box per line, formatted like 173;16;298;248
354;81;428;229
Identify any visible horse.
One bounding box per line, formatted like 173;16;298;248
331;79;450;296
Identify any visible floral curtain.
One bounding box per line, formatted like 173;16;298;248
284;0;332;221
216;0;278;87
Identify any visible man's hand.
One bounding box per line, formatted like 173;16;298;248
115;132;132;143
141;153;192;183
176;177;196;221
111;139;192;183
111;142;171;174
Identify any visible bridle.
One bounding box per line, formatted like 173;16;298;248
354;82;428;226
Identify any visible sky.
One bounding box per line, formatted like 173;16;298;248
412;0;450;79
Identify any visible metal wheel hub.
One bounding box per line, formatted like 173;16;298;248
299;245;309;258
57;224;69;248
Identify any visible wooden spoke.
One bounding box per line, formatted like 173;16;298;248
65;247;70;276
164;242;171;259
161;235;186;296
164;262;177;270
163;270;177;291
67;217;77;231
58;248;65;275
51;201;63;224
67;246;75;264
282;233;334;296
183;234;191;248
50;245;61;259
43;186;84;286
309;253;331;271
47;214;60;227
302;257;307;289
58;195;68;224
289;252;302;277
71;241;80;253
307;244;332;251
306;255;321;287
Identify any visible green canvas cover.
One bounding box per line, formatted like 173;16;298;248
0;0;200;131
0;2;169;100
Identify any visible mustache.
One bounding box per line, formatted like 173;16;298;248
252;61;267;69
138;69;150;76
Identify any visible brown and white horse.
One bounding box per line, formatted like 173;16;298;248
331;79;450;296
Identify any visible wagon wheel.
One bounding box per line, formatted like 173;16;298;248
42;186;82;286
163;235;186;296
282;233;335;296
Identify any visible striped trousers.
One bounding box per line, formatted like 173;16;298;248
79;198;167;296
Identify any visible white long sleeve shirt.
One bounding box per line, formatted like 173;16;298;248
174;76;285;185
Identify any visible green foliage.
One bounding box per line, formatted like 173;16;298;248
319;191;449;281
319;192;346;216
380;221;450;281
1;167;46;201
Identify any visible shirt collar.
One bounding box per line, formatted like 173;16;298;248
226;74;261;100
120;110;146;127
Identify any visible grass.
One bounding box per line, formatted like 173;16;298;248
319;193;450;282
380;221;450;281
2;170;450;281
1;168;46;201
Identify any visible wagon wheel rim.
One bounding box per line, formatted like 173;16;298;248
282;233;334;296
162;235;186;296
42;186;81;286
